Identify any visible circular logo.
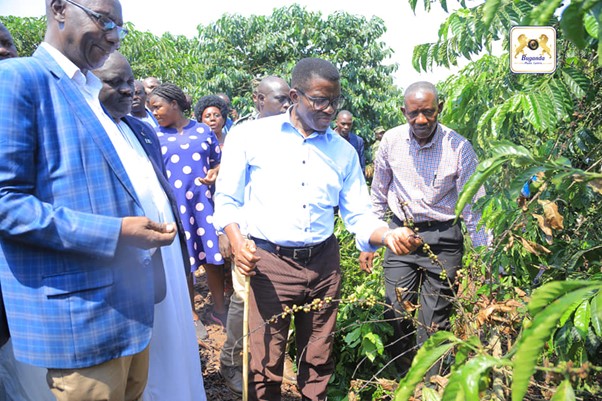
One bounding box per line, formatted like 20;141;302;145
528;39;539;51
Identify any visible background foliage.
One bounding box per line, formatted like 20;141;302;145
1;5;405;140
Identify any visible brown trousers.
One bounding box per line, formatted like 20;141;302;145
248;236;340;401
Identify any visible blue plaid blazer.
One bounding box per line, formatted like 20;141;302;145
0;47;172;369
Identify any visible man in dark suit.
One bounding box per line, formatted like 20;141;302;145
0;1;177;400
335;110;366;175
93;51;206;400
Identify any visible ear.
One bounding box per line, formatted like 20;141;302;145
49;0;67;23
290;88;300;104
437;101;444;114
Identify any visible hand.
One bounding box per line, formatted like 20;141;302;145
385;227;422;255
120;216;177;249
218;233;232;260
195;166;219;186
359;252;375;274
232;238;260;277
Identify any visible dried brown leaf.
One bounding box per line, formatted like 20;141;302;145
520;237;552;255
477;306;495;326
402;300;420;313
429;375;448;389
505;299;524;308
376;378;398;392
395;287;407;304
538;200;564;230
520;237;538;255
532;241;552;254
533;213;553;236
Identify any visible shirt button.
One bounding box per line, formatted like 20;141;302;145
303;205;306;209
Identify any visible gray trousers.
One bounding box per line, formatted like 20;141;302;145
383;219;463;370
220;261;245;368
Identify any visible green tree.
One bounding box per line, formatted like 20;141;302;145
0;16;45;57
122;5;404;137
2;6;405;141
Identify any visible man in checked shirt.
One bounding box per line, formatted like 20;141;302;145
360;81;490;377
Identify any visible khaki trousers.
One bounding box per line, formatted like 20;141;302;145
47;346;150;401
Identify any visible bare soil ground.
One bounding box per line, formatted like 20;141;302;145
193;269;301;401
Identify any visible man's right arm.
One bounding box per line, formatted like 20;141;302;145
213;126;249;239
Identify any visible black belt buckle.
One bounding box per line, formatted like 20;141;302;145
293;247;311;261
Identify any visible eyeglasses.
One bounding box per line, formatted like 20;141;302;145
64;0;128;40
405;109;437;120
295;88;344;111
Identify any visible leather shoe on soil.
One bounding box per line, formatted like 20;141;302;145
220;365;243;395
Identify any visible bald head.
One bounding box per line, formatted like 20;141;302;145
256;76;289;94
93;52;134;121
0;22;18;60
404;81;438;104
402;81;442;145
254;76;291;118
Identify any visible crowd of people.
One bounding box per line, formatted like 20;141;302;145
0;1;489;400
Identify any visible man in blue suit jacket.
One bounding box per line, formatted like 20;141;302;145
0;1;177;399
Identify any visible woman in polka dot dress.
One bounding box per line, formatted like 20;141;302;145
193;95;232;327
148;83;225;329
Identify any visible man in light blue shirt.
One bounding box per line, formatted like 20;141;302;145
214;57;421;401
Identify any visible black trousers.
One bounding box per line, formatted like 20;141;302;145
383;218;463;371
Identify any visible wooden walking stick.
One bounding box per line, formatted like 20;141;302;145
242;273;250;401
242;238;256;401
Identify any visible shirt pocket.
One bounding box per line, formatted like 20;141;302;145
426;173;456;204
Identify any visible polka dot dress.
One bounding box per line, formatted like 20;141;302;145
156;120;224;270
